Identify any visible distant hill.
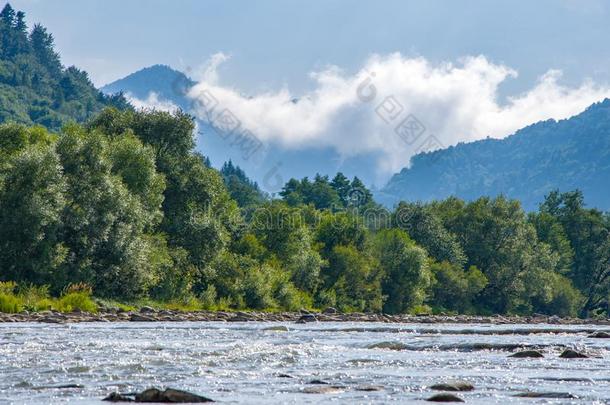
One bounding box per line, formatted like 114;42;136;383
0;3;128;130
382;99;610;211
101;64;195;110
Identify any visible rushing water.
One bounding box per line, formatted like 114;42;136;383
0;322;609;404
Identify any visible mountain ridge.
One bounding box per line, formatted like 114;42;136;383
382;98;610;210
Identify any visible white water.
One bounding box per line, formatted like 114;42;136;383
0;322;609;404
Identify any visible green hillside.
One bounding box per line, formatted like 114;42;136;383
0;3;128;130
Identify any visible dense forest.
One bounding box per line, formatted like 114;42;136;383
0;4;128;130
1;106;609;317
0;3;609;318
382;99;610;211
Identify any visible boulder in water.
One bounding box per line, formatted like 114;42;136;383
509;350;544;358
559;349;588;359
263;325;290;332
426;393;465;402
355;385;384;391
430;381;474;392
103;387;213;403
588;330;610;338
308;379;329;385
367;341;408;350
514;391;575;399
301;386;345;394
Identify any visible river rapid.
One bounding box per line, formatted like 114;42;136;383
0;322;609;404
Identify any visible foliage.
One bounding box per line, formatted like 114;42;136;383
0;4;129;130
382;99;610;212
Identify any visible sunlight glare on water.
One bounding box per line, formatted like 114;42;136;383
0;322;609;403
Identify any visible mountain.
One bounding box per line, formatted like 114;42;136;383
0;3;128;130
102;65;386;193
101;64;195;110
382;99;610;211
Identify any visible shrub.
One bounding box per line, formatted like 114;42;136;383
0;293;23;313
56;292;98;313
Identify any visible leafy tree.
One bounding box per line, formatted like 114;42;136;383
429;262;487;313
373;229;430;313
327;245;382;312
55;126;159;298
0;141;66;286
393;202;466;266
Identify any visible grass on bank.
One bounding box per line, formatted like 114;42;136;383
0;282;97;313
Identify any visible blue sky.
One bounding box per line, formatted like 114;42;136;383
11;0;610;186
11;0;610;91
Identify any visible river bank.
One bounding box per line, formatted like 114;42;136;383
2;307;610;326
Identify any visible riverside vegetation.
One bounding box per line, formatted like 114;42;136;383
1;106;609;319
1;4;610;319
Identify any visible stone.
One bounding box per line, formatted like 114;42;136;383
559;349;588;359
161;388;214;403
129;314;156;322
139;306;156;313
367;341;408;350
508;350;544;358
426;393;465;402
430;381;474;392
308;379;329;385
295;314;317;324
103;392;133;402
105;387;213;403
588;330;610;338
322;307;338;314
513;392;575;399
263;325;290;332
301;386;345;394
355;385;384;391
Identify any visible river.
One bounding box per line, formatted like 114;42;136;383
0;322;608;403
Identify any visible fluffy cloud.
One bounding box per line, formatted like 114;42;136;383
126;91;178;112
182;53;610;177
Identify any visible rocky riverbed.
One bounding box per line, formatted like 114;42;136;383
1;307;610;325
1;321;610;403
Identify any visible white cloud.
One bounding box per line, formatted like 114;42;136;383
181;53;610;178
126;92;179;112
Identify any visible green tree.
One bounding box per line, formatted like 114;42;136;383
0;143;66;285
373;229;431;314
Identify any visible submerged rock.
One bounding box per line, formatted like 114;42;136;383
559;349;588;359
513;391;576;399
430;381;474;392
355;385;384;392
508;350;544;358
276;373;294;378
103;387;213;403
367;341;408;350
263;325;290;332
588;330;610;338
301;386;345;394
426;393;465;402
308;379;329;385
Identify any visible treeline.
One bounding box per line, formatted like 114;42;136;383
0;4;129;129
1;107;609;317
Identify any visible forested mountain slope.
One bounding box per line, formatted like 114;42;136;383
382;99;610;211
0;4;128;130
